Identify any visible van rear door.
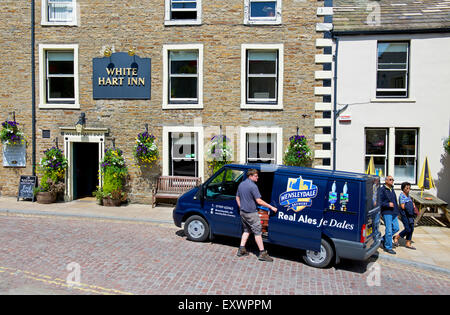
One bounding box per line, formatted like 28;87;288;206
268;173;325;252
362;177;381;247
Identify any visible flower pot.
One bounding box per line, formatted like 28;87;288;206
102;197;121;207
36;192;56;204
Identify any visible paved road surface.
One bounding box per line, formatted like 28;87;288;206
0;213;448;295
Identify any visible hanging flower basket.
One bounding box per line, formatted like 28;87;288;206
133;131;158;165
1;120;25;146
283;135;313;167
206;135;233;174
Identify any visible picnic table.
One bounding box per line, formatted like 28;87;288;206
409;191;449;226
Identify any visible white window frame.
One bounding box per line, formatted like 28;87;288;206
41;0;78;26
239;126;283;164
244;0;282;25
162;126;204;180
376;41;410;98
393;128;418;184
241;44;283;110
163;44;203;109
164;0;202;26
364;128;388;176
365;127;419;185
39;44;79;109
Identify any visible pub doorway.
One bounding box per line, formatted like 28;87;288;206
72;142;99;200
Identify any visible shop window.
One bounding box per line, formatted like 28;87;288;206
244;0;282;25
39;44;79;109
165;0;202;25
42;0;77;25
365;128;388;176
241;44;283;109
376;42;409;98
365;128;418;184
163;44;203;109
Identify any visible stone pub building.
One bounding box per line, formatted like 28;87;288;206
0;1;333;203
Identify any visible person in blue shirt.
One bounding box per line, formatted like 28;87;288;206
379;175;400;254
236;169;277;262
394;182;416;250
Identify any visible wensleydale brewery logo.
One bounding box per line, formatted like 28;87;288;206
279;177;318;212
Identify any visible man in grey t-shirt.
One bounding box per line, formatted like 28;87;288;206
236;169;277;262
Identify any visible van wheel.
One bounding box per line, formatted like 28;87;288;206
303;239;334;268
184;215;210;242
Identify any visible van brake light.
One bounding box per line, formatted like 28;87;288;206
360;224;366;243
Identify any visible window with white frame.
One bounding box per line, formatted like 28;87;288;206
240;127;283;164
365;128;418;184
163;44;203;109
170;132;198;177
165;0;202;25
39;44;79;109
247;133;277;164
241;44;283;109
365;128;388;176
163;126;204;179
394;129;417;183
42;0;77;25
244;0;282;25
376;42;409;98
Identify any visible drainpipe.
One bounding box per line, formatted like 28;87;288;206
31;0;36;176
332;35;339;171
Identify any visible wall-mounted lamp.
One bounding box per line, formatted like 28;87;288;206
75;112;86;133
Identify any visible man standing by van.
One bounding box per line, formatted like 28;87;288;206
379;175;400;254
236;169;278;262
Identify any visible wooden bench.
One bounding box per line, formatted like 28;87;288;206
152;176;202;208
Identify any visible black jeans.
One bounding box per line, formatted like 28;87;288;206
399;216;414;241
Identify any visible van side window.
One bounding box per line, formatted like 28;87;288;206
205;168;244;200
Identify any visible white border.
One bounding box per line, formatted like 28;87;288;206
244;0;282;25
162;126;204;180
239;126;283;164
164;0;202;26
162;44;204;109
39;44;79;109
241;43;284;110
41;0;78;26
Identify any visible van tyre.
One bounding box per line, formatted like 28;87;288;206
184;215;210;242
303;239;334;268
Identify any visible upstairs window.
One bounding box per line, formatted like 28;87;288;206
42;0;77;25
39;44;79;109
244;0;282;25
46;51;75;104
241;44;283;109
165;0;202;25
376;42;409;98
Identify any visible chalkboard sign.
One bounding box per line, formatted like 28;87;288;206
17;175;38;202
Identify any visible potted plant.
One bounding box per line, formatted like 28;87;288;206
206;134;233;175
1;120;25;146
133;131;158;165
100;148;128;206
283;135;313;167
34;147;67;203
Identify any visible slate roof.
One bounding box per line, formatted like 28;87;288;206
333;0;450;33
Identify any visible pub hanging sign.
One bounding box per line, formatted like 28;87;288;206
93;52;151;99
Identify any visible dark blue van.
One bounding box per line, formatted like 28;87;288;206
173;164;382;268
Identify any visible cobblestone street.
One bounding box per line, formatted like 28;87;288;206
0;213;449;295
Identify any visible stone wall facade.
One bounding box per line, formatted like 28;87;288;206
0;0;325;203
